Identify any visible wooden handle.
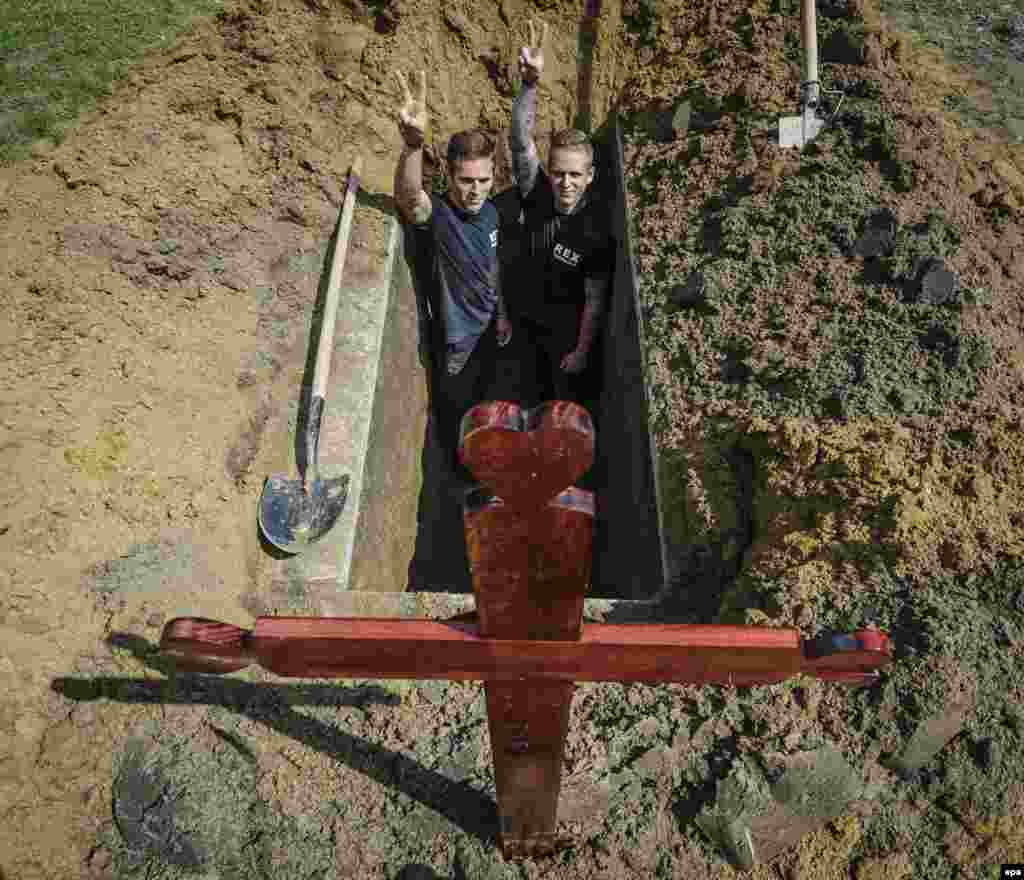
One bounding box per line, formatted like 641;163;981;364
312;156;363;400
801;0;818;87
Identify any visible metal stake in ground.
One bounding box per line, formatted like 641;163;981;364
779;0;825;149
259;156;363;554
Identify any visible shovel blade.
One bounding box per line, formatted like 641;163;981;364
778;113;825;149
258;472;350;554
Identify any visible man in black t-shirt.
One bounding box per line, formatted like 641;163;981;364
393;69;511;496
501;18;616;411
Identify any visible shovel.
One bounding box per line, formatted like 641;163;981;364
258;156;363;553
779;0;826;149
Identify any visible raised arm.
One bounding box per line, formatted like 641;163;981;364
393;69;432;226
511;19;546;198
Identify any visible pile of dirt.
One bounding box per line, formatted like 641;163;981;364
0;0;1022;876
616;0;1024;874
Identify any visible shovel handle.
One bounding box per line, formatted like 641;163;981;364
801;0;818;93
312;156;363;399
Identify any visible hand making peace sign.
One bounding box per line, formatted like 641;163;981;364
519;18;547;86
394;68;427;148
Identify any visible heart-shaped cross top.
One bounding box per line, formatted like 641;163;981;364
458;400;595;508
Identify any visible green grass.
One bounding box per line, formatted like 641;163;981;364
0;0;225;163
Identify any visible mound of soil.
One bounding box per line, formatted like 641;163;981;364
1;0;1021;876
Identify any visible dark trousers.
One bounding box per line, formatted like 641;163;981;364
427;316;500;482
517;314;603;491
517;315;603;415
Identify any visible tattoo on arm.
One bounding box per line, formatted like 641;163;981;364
575;276;609;354
510;84;540;197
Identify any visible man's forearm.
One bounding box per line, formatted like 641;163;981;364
394;144;426;216
510;82;537;152
510;83;540;193
576;295;603;354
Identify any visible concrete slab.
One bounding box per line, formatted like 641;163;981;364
270;219;399;612
347;221;431;595
312;588;659;622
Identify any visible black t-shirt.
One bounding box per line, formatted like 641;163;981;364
494;169;615;332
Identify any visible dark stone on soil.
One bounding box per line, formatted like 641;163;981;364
851;208;897;258
855;232;892;259
669;271;707;308
912;258;960;306
917;324;961;368
973;736;995;771
639;100;722;143
848;349;866;383
821;29;865;65
832;223;856;255
995;619;1021;647
720;356;753;385
690;109;723;133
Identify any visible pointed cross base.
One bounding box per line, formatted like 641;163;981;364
158;401;893;861
459;401;596;856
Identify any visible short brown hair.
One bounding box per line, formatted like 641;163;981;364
549;129;594;168
446;129;495;171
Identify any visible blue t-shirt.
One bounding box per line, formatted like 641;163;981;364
412;193;500;353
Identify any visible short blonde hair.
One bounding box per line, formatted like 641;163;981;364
549;128;594;168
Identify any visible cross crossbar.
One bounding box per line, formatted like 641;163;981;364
161;617;889;686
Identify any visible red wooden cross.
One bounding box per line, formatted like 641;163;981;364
159;401;892;859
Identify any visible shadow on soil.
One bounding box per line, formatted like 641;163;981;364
52;633;501;850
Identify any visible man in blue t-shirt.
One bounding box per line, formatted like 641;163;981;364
393;69;511;495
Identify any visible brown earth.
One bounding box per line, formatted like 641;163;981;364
1;0;1022;877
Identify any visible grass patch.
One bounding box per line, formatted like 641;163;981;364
0;0;225;163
